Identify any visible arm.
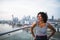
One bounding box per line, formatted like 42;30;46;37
30;22;36;38
48;23;56;39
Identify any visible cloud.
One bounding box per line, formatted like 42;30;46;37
0;0;60;19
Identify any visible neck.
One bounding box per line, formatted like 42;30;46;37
40;21;44;23
38;20;44;23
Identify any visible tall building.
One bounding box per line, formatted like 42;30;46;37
12;15;18;24
52;16;54;20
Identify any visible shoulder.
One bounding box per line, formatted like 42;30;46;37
47;22;54;29
47;22;51;26
31;21;37;28
32;21;37;25
47;22;56;32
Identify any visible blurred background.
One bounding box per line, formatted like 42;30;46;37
0;0;60;40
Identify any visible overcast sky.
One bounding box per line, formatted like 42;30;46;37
0;0;60;20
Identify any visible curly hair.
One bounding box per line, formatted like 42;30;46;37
37;12;48;23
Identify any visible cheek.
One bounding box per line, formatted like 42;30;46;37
37;17;43;20
39;17;42;19
37;17;40;19
40;17;42;19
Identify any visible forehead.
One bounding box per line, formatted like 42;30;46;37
37;14;41;16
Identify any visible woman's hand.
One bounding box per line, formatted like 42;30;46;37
33;36;36;40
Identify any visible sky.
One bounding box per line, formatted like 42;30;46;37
0;0;60;20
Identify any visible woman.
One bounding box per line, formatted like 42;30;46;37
30;12;56;40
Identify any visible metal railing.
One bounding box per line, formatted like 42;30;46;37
0;26;30;36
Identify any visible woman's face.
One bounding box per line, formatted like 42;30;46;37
37;14;43;21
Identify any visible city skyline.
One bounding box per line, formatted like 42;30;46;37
0;0;60;20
